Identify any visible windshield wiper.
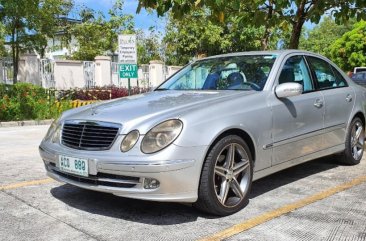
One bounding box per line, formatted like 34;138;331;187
155;88;170;91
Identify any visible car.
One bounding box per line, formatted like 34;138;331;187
354;67;366;73
351;71;366;87
39;50;366;216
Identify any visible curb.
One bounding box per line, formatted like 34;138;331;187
0;119;54;128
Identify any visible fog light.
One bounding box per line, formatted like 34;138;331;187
143;178;160;189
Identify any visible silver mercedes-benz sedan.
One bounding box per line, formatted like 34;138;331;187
39;50;366;216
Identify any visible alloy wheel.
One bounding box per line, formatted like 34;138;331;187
213;143;251;208
351;121;364;160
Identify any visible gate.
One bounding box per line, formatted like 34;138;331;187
111;62;119;86
0;58;14;84
39;59;55;88
83;61;95;88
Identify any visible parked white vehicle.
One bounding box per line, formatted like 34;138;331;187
354;67;366;73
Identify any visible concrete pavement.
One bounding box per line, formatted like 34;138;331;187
0;125;365;241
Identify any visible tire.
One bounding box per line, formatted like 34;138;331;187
338;117;364;165
194;135;253;216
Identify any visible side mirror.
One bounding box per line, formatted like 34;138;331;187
275;82;303;98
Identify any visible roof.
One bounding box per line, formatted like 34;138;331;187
202;50;319;60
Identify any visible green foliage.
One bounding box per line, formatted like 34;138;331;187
137;28;162;64
137;0;366;49
0;83;68;121
71;0;134;61
300;17;355;57
163;11;264;65
329;21;366;72
0;0;73;80
0;23;6;57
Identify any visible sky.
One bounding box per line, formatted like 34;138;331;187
72;0;167;33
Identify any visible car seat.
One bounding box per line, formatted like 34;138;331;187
227;72;244;89
279;67;295;84
202;73;220;90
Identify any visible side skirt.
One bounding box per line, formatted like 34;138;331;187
253;144;345;181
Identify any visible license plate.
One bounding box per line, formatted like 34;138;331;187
58;155;89;177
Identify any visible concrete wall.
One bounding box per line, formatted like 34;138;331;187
166;66;182;78
54;60;84;90
16;54;182;89
95;56;111;86
18;54;41;86
149;60;165;87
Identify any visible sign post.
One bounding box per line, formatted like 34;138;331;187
118;34;137;96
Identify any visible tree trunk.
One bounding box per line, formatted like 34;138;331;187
289;21;305;49
11;28;17;84
40;46;46;59
288;0;307;49
15;40;20;84
261;27;271;50
261;2;273;50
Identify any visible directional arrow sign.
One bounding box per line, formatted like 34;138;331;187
119;64;138;78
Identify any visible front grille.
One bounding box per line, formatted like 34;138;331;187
61;121;120;150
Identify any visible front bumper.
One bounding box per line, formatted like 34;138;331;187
39;142;207;203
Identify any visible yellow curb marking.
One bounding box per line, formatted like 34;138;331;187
0;178;54;191
200;175;366;241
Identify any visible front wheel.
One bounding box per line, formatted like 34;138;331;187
194;135;253;216
339;117;364;165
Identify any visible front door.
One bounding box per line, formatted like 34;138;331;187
271;55;325;165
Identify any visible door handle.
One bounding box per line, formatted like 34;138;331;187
314;99;323;108
346;94;352;102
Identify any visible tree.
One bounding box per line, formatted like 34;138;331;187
162;10;265;65
137;0;366;49
0;23;6;57
299;16;355;57
0;0;73;83
71;1;134;61
329;21;366;72
136;28;162;65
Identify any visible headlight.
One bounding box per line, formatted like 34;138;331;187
120;130;140;152
51;125;61;143
43;118;59;142
141;119;183;154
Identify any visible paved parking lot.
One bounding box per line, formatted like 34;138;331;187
0;125;365;241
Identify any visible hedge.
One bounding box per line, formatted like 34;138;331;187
0;83;71;121
0;83;152;121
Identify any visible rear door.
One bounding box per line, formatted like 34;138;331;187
306;56;355;148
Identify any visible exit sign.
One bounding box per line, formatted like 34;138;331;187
119;64;138;78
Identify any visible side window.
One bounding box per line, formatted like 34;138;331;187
307;56;347;89
279;55;314;92
331;66;348;87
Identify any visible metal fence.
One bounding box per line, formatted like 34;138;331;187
0;58;14;85
83;61;95;88
39;59;55;88
111;62;119;86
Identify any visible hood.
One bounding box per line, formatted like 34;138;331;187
62;90;256;133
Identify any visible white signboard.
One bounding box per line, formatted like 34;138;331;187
118;34;137;64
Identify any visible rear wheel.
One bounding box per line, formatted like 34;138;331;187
339;117;364;165
194;135;253;216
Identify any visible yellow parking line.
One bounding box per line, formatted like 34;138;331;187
199;175;366;241
0;178;54;191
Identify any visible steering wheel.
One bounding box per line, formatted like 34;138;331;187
242;81;261;91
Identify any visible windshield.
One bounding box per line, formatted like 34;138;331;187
157;55;277;91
